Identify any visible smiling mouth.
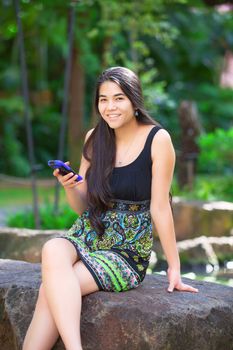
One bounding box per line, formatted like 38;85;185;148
107;114;121;119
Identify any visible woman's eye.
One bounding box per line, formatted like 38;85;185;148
99;98;106;102
116;97;123;101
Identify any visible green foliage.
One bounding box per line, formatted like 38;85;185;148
2;122;30;176
197;85;233;131
7;203;78;229
0;0;232;178
172;175;233;202
145;5;233;134
197;128;233;174
0;95;30;176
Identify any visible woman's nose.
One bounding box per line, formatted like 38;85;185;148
106;100;117;110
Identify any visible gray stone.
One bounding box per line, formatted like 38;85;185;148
177;235;233;266
172;198;233;240
1;198;233;241
153;235;233;269
1;228;233;267
0;227;65;262
1;259;233;350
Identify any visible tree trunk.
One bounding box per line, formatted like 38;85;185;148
177;101;202;189
220;50;233;88
68;47;85;170
90;36;113;128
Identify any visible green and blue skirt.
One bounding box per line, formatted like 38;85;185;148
60;199;153;292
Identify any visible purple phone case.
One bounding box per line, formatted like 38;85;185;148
48;160;83;182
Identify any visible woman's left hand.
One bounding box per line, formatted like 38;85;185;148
167;267;199;293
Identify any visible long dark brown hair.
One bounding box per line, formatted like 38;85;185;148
83;67;172;236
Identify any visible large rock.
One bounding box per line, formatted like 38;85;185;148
1;198;233;241
172;198;233;240
177;235;233;265
0;227;65;262
1;259;233;350
1;228;233;268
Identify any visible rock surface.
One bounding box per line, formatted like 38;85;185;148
172;198;233;240
1;259;233;350
0;227;65;262
1;198;232;239
1;228;233;268
177;235;233;265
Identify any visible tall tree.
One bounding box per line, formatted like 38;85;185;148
68;46;85;167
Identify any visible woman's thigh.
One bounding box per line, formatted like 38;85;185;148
73;261;99;296
42;238;79;267
42;238;99;295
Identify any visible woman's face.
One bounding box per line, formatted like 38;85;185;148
98;81;135;129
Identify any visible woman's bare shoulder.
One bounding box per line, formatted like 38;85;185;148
84;128;95;142
151;128;175;159
153;128;172;145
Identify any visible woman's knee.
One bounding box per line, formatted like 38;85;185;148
42;238;59;266
42;238;77;268
37;283;47;307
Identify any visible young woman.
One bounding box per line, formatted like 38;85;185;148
23;66;198;350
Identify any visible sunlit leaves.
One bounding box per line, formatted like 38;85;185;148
197;128;233;174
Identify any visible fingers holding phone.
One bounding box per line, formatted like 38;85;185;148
48;160;83;188
52;161;69;179
58;171;81;188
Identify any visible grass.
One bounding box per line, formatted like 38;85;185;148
1;173;232;230
0;184;66;208
0;174;232;208
1;183;71;229
7;202;79;229
1;176;232;288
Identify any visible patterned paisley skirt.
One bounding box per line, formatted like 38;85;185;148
59;199;153;292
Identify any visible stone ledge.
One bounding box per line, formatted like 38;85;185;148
172;197;233;239
1;197;233;239
0;259;233;350
0;227;65;262
1;228;233;267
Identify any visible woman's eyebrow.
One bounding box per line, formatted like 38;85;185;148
99;93;125;98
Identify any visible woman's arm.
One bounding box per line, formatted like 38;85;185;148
53;129;94;215
150;129;198;293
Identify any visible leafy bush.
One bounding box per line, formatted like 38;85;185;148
7;203;79;229
197;128;233;175
197;85;233;132
172;175;233;202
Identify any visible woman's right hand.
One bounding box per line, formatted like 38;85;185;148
53;161;83;189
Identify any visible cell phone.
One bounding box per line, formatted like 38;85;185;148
48;160;83;182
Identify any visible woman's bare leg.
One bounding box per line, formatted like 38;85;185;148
22;284;59;350
23;239;99;350
73;260;100;296
41;238;99;350
41;238;83;350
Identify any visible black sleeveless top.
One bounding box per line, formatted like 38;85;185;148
110;126;163;201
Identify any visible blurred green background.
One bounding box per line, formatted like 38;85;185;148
0;0;233;287
0;0;232;211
